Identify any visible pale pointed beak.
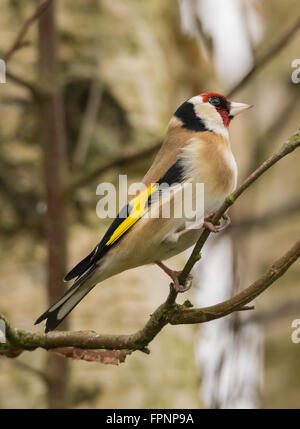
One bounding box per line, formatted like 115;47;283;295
229;101;253;118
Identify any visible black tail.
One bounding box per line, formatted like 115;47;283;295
35;265;97;332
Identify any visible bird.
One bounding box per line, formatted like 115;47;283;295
35;92;252;332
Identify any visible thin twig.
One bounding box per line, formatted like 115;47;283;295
72;79;103;169
3;1;52;98
227;17;300;98
3;0;52;63
244;299;300;326
6;359;50;385
231;198;300;233
65;141;161;195
246;90;300;177
6;70;42;99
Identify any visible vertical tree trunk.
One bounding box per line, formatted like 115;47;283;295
38;0;70;409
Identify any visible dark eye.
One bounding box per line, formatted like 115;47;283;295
209;96;222;107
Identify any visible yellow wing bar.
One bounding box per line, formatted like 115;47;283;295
105;183;158;246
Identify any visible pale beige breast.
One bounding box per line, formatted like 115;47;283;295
182;132;237;197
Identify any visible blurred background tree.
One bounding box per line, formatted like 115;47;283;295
0;0;299;409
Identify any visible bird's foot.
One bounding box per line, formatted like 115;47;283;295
203;212;231;233
172;274;193;293
155;261;193;293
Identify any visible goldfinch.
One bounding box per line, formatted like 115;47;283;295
35;92;252;332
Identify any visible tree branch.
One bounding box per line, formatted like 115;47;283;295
3;1;53;99
172;239;300;324
231;198;300;234
227;17;300;98
6;70;42;99
244;298;300;326
0;238;299;359
65;141;162;196
6;359;50;385
72;79;104;169
3;0;52;63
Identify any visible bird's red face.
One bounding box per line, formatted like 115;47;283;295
200;92;252;128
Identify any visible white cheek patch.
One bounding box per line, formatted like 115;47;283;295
202;116;229;138
192;102;229;138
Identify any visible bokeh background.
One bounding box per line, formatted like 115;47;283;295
0;0;299;409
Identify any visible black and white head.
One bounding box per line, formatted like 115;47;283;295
174;92;252;137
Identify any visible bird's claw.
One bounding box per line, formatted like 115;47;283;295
172;274;193;293
203;213;231;233
156;261;193;293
